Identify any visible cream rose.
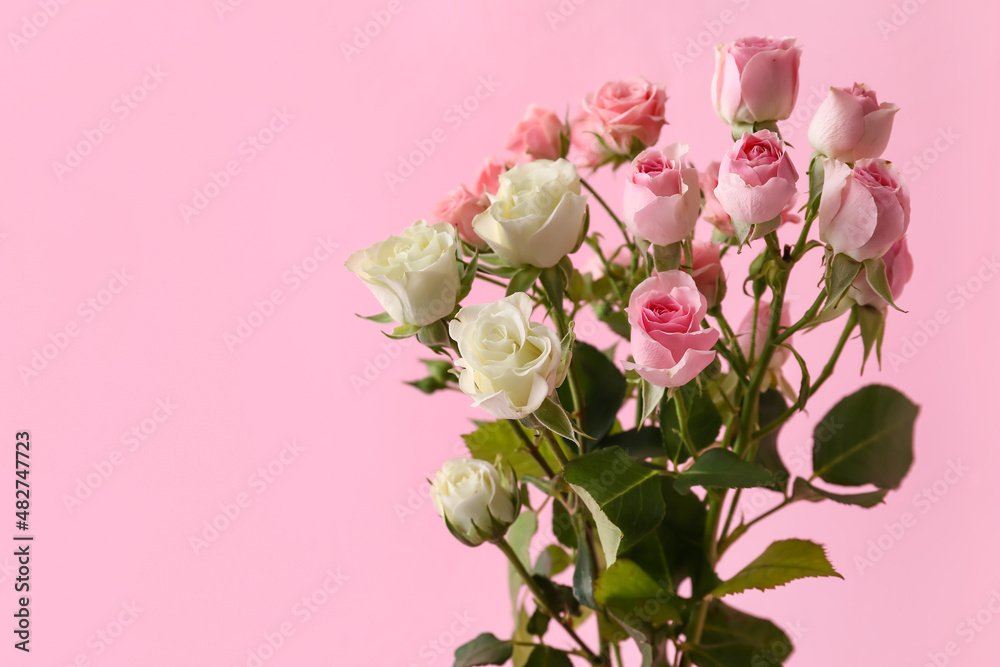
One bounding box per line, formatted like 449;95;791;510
449;293;565;419
472;158;588;268
431;458;518;547
346;220;461;327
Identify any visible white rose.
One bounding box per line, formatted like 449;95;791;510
345;220;460;327
449;293;565;419
472;158;588;268
431;458;517;546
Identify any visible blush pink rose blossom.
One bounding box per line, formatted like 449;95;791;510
686;241;726;308
852;237;914;308
578;77;667;156
713;36;801;125
431;185;487;248
808;83;899;163
817;158;910;261
714;130;799;235
506;105;564;161
473;156;506;201
623;145;700;246
700;161;800;237
622;271;719;388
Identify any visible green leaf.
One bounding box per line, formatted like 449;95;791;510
529;398;577;442
564;447;666;564
524;646;573;667
712;539;842;597
730;121;755;141
687;600;794;667
673;449;774;495
731;218;753;248
463;421;558;480
551;501;577;550
416;319;450;347
572;526;597;609
805;153;824;222
661;383;723;462
531;575;580;618
791;477;888;508
507;266;542;297
454;633;513;667
539;265;567;313
533;544;571;578
511;606;533;667
356;311;394;323
526;609;550;637
811;384;919;489
558;342;627;447
652;242;682;271
599;428;665;460
384;323;420;339
857;304;886;372
825;252;863;308
754;389;791;493
595;304;631;340
459;252;479;301
594;559;682;626
506;510;538;611
863;257;905;312
639;380;665;426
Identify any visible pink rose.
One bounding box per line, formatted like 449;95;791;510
714;130;799;234
622;271;720;388
713;36;801;125
808;83;898;164
431;184;487;247
852;237;913;308
737;301;791;369
817;158;910;261
570;114;612;169
472;156;506;202
700;161;801;237
506;105;564;161
686;241;726;308
581;77;667;154
623;145;700;246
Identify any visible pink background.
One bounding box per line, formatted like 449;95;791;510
1;0;998;665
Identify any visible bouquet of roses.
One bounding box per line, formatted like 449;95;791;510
347;36;918;667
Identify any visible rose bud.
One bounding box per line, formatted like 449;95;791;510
622;271;720;388
623;145;700;246
431;184;487;248
570;113;613;169
431;458;519;547
346;220;461;327
506;105;565;161
714;130;799;238
472;158;588;268
701;161;802;238
580;77;667;155
449;293;566;420
686;240;726;308
473;155;506;203
851;237;914;308
808;83;899;163
817;158;910;261
712;36;801;125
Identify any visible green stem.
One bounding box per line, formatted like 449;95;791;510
680;492;722;667
673;390;699;461
710;308;749;376
810;308;859;395
497;538;601;664
581;177;631;247
508;420;556;478
775;288;827;344
719;496;793;555
542;429;572;468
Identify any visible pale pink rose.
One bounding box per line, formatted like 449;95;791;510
700;161;801;237
623;145;700;246
472;156;506;201
714;130;799;232
431;184;487;247
570;114;612;169
506;105;564;161
817;158;910;261
622;271;720;388
686;241;726;308
852;237;914;308
737;300;792;369
581;77;667;154
713;36;801;125
808;83;899;163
